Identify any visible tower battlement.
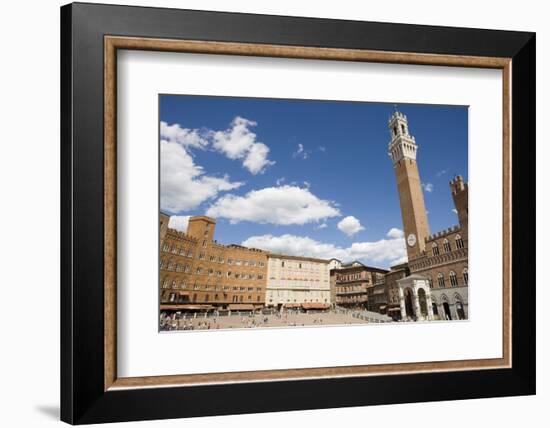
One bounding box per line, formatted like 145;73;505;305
388;111;407;123
450;175;467;195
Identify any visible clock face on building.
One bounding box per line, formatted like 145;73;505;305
407;233;417;247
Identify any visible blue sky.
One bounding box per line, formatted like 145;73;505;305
159;95;468;268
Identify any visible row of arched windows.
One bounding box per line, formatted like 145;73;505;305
429;268;468;289
162;242;194;258
431;235;465;256
160;258;191;273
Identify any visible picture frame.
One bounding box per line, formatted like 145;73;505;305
60;2;535;424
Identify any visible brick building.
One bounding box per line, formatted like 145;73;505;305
405;176;469;320
330;262;388;309
367;278;387;313
159;214;268;313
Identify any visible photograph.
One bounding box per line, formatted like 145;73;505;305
158;95;469;331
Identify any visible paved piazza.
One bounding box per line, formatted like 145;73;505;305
160;310;391;331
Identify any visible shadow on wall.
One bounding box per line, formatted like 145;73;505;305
35;405;59;421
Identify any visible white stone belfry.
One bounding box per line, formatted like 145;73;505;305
388;110;418;165
396;274;434;321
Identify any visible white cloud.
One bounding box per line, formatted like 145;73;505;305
452;208;458;214
318;146;326;153
242;141;273;175
276;177;285;186
436;169;448;177
211;116;275;174
241;234;407;267
168;215;190;232
206;185;340;225
337;216;365;237
386;227;404;239
160;121;209;150
160;139;243;212
316;223;328;229
292;143;310;159
422;182;434;193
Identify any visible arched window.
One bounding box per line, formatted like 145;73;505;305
443;239;451;253
449;271;458;287
432;242;440;256
167;259;174;271
161;277;170;289
455;234;465;249
160;258;166;269
171;279;177;289
463;268;469;285
437;272;445;288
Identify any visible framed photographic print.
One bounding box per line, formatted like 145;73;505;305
61;2;536;424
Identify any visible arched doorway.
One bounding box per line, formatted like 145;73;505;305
432;302;439;319
404;288;414;319
453;294;466;320
418;288;428;317
456;302;466;320
443;302;452;320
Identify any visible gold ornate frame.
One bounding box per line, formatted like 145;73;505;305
103;36;511;391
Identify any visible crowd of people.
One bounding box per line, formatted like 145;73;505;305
159;309;333;331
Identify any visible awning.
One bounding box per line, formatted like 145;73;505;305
284;303;301;308
228;304;255;310
302;303;330;310
160;304;214;311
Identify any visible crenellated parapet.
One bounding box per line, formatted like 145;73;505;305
426;225;461;243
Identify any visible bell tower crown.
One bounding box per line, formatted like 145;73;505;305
388;110;417;165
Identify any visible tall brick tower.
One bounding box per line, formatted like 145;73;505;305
388;110;430;260
450;175;468;230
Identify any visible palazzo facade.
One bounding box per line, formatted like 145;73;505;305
265;255;331;309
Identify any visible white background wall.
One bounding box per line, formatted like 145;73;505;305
0;0;545;426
